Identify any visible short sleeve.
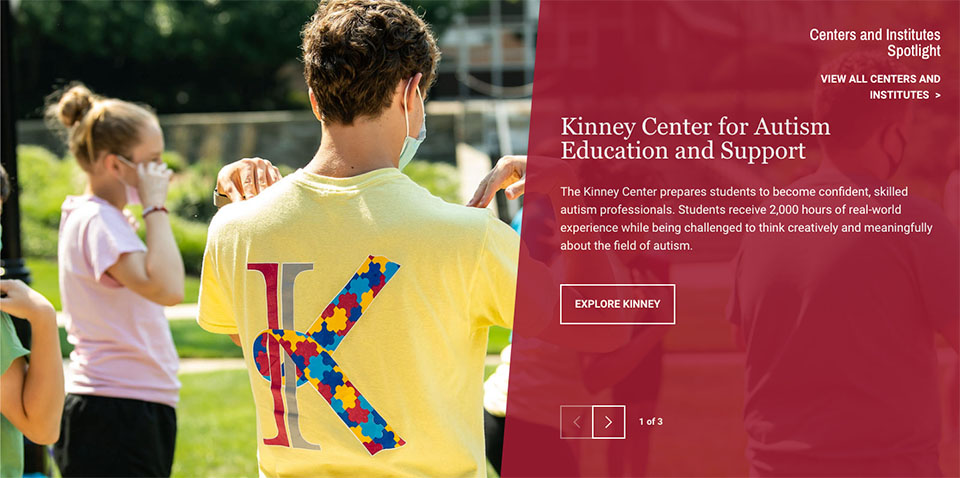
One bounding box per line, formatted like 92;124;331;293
1;313;29;375
469;215;520;329
197;218;239;334
86;209;146;283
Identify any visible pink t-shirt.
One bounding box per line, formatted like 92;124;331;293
58;195;180;408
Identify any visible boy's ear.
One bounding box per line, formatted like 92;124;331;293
308;88;322;122
403;73;424;109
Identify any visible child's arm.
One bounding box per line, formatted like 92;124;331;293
0;280;65;445
107;162;185;306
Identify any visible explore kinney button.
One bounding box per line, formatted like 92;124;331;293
560;284;676;325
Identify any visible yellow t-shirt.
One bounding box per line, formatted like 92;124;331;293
198;168;518;477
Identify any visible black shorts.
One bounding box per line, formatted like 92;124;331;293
54;394;177;477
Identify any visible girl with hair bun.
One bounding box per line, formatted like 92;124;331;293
46;84;183;477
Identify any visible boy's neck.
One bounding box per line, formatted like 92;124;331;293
305;118;401;178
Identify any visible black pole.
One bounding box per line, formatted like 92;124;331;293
1;0;31;285
0;7;46;475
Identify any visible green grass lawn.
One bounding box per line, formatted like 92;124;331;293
166;321;243;358
172;370;258;478
25;258;62;310
25;258;201;310
57;316;508;359
185;276;201;306
487;326;510;355
172;367;501;477
58;320;243;359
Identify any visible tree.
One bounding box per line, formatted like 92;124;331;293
11;0;459;118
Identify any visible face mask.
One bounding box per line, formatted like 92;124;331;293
125;185;141;206
398;78;426;171
115;154;142;205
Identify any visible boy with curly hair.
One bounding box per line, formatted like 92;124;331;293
198;1;518;476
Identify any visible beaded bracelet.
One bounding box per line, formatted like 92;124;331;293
143;205;169;217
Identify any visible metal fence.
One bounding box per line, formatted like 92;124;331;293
17;100;532;169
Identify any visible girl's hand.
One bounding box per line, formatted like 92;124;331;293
0;280;56;323
136;161;173;209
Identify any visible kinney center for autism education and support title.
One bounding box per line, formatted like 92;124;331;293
560;116;830;165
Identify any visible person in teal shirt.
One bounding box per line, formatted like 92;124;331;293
1;310;31;477
0;165;65;477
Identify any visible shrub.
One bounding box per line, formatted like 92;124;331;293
170;215;208;276
162;151;188;173
167;164;219;224
16;144;462;275
18;145;85;225
403;159;460;203
17;145;85;258
22;218;59;258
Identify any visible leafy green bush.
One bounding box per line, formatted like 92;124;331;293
167;162;218;224
170;215;208;276
162;151;188;173
18;144;85;225
17;144;462;275
22;219;59;258
18;145;85;258
404;159;460;203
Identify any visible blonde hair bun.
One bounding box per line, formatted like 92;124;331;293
56;85;98;128
44;83;158;171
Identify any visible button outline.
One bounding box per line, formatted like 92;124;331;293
591;405;627;440
559;405;592;439
559;284;677;325
559;404;627;440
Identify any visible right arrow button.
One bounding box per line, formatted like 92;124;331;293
592;405;626;439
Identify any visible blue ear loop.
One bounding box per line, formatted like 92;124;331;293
397;78;426;171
